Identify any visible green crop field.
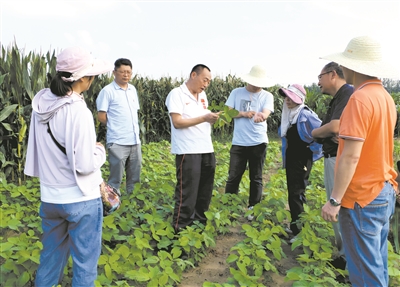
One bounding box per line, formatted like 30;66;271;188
1;44;400;287
1;140;400;286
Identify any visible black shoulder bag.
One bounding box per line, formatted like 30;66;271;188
46;123;121;216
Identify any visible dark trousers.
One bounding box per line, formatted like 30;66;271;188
172;153;216;232
286;154;313;235
225;143;267;207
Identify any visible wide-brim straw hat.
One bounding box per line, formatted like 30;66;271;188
321;36;399;79
241;65;275;88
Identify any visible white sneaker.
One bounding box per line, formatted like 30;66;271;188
289;236;298;244
247;206;254;221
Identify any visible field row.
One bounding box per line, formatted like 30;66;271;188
1;140;400;286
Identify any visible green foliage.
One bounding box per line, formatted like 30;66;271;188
208;100;239;128
1;140;400;286
392;207;400;254
388;241;400;287
304;84;332;119
392;140;400;254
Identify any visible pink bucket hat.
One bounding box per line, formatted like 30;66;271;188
56;46;113;82
278;84;306;104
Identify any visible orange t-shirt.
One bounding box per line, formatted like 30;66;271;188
337;79;398;209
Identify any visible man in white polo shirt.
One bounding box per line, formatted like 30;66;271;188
165;64;220;233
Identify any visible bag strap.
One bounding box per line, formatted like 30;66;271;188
47;122;66;155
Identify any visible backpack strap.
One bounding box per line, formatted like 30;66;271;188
47;122;66;155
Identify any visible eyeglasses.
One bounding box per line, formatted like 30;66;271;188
318;71;333;80
115;70;132;75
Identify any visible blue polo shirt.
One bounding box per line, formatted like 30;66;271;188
96;81;140;145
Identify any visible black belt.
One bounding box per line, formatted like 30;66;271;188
324;153;336;158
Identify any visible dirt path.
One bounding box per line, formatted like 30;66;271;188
178;164;301;287
178;218;301;287
178;223;246;286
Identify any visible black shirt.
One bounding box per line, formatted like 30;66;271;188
321;84;353;156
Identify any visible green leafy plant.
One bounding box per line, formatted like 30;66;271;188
2;136;400;286
208;100;239;128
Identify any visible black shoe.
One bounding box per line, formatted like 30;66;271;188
331;256;346;270
335;274;350;284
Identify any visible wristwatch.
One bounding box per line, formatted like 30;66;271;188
329;197;341;207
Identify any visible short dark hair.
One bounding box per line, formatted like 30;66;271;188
114;58;132;70
324;62;344;79
190;64;210;76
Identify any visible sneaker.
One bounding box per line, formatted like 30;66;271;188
247;206;254;221
289;236;298;244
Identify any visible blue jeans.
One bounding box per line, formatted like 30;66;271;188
35;198;103;287
339;182;396;287
107;143;142;193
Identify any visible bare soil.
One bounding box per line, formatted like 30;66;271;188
178;219;301;287
178;167;302;287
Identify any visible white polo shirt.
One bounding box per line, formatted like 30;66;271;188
165;82;214;155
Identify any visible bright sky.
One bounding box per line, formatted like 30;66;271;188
1;1;399;86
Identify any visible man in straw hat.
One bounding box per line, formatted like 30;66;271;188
320;35;399;286
224;65;275;220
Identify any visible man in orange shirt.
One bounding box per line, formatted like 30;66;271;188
321;36;398;286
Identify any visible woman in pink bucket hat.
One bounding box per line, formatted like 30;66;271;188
24;47;113;286
279;84;323;243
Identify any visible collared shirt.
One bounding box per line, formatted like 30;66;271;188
321;84;353;156
96;81;140;145
337;80;397;208
165;82;213;155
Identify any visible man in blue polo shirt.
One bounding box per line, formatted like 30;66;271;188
96;58;141;195
165;64;220;232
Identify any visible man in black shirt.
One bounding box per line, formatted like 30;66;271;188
312;62;353;269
